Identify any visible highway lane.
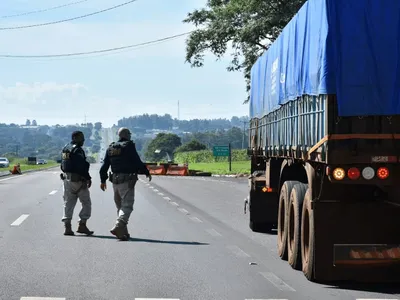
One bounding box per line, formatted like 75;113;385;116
0;167;399;300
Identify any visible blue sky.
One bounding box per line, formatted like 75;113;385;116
0;0;248;127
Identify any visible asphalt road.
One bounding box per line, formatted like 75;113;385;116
0;166;399;300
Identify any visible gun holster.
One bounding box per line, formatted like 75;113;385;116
109;172;113;183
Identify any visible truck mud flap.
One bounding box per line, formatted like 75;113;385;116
313;201;400;282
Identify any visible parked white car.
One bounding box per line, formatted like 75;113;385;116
0;157;10;168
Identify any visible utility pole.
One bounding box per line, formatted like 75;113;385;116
241;120;247;149
177;100;180;121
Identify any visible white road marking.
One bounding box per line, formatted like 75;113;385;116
49;190;58;195
0;174;26;182
135;298;180;300
189;216;203;223
153;189;159;192
206;228;222;237
356;299;399;300
227;245;251;258
260;272;296;292
21;298;66;300
245;299;288;300
178;208;189;214
11;214;30;226
158;192;164;196
170;202;179;206
163;196;171;201
149;186;154;189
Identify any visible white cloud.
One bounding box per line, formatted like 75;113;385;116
0;82;86;104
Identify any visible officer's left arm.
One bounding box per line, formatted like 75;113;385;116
99;151;111;184
131;143;150;176
74;148;91;180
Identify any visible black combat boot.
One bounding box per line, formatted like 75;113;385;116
64;221;74;236
76;220;94;235
110;220;130;241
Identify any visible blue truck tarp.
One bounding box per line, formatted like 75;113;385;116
250;0;400;119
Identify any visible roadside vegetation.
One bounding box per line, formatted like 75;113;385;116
0;157;58;172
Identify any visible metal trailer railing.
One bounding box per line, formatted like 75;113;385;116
249;95;327;160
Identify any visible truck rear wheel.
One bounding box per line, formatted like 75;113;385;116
301;189;315;281
278;181;297;260
287;183;308;270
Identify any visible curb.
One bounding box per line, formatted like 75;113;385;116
0;165;59;178
211;174;250;178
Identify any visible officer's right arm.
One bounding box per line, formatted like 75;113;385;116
99;151;110;184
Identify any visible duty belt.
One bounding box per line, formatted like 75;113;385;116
111;173;137;184
65;172;85;182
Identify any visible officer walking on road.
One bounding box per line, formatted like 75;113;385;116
99;127;151;241
60;131;94;236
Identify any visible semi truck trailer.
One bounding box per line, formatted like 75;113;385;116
245;0;400;282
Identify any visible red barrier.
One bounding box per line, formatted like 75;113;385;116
145;164;166;175
166;165;188;176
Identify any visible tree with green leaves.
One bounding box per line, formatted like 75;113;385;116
175;139;207;153
183;0;306;102
145;133;182;162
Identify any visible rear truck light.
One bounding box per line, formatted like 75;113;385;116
262;186;273;192
326;166;331;176
377;167;389;180
347;167;360;180
361;167;375;180
332;168;345;180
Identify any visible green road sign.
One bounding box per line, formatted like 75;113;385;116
213;145;230;157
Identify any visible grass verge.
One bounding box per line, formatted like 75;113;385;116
188;160;250;175
0;158;58;173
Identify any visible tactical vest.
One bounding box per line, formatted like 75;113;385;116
108;141;132;173
61;143;79;173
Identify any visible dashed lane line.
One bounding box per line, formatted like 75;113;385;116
21;298;66;300
260;272;296;292
11;214;30;226
227;245;251;258
189;216;203;223
206;228;222;237
49;190;58;195
178;208;189;215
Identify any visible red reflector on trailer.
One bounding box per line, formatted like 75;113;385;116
377;167;389;179
347;167;360;180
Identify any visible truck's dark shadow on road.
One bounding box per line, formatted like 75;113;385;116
76;234;209;245
324;281;400;294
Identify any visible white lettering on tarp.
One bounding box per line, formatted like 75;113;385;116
271;58;278;95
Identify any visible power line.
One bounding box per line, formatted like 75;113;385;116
0;31;193;58
0;0;138;30
1;0;91;19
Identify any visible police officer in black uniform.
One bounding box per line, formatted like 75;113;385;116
99;127;151;241
60;131;94;236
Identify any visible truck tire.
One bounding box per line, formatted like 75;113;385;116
287;183;308;270
277;181;298;260
248;188;274;233
301;188;315;281
249;220;273;233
